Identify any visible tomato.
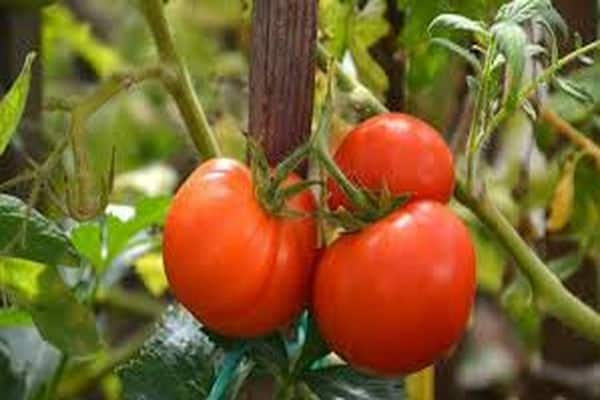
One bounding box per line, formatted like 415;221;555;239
327;113;454;210
313;201;476;375
163;158;317;338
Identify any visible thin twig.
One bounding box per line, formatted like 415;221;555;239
540;107;600;169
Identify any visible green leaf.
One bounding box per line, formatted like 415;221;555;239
428;14;488;37
118;306;218;400
430;38;482;72
71;196;171;272
501;274;541;350
0;194;79;266
0;52;35;156
553;77;595;105
0;257;101;356
348;0;389;97
0;308;33;327
319;0;353;59
302;366;405;399
492;22;527;111
0;345;26;400
105;197;171;262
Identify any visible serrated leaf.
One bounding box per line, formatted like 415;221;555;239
0;257;101;356
0;52;35;156
0;308;33;327
430;38;481;72
319;0;353;59
492;22;527;110
348;0;389;97
495;0;566;34
133;252;168;297
118;306;218;400
0;194;79;266
428;14;488;37
302;366;405;399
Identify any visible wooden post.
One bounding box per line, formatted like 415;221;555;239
248;0;317;166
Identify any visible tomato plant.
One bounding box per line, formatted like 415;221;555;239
327;113;455;210
163;158;317;337
1;0;599;399
313;200;476;375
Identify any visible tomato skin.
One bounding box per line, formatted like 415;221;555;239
163;158;317;338
327;113;454;210
313;201;476;375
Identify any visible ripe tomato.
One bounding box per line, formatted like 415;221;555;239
327;113;454;210
313;201;476;375
163;158;317;338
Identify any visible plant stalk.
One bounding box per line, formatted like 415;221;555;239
139;0;221;159
455;182;600;344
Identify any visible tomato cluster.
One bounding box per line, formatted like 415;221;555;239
163;113;476;376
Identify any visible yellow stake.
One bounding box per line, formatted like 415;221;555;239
406;365;435;400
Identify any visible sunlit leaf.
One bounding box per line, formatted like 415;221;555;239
0;194;79;266
133;252;168;297
348;0;390;97
319;0;353;59
0;308;33;327
43;5;122;78
0;257;101;356
0;52;35;156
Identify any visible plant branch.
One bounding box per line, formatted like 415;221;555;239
139;0;221;159
316;41;600;344
95;286;164;319
540;107;600;169
455;182;600;344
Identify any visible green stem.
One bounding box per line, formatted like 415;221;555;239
312;69;372;211
455;182;600;344
139;0;221;159
95;286;164;319
465;40;496;192
315;41;600;344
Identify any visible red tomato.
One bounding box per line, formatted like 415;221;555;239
163;158;317;338
328;113;454;210
313;201;476;375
